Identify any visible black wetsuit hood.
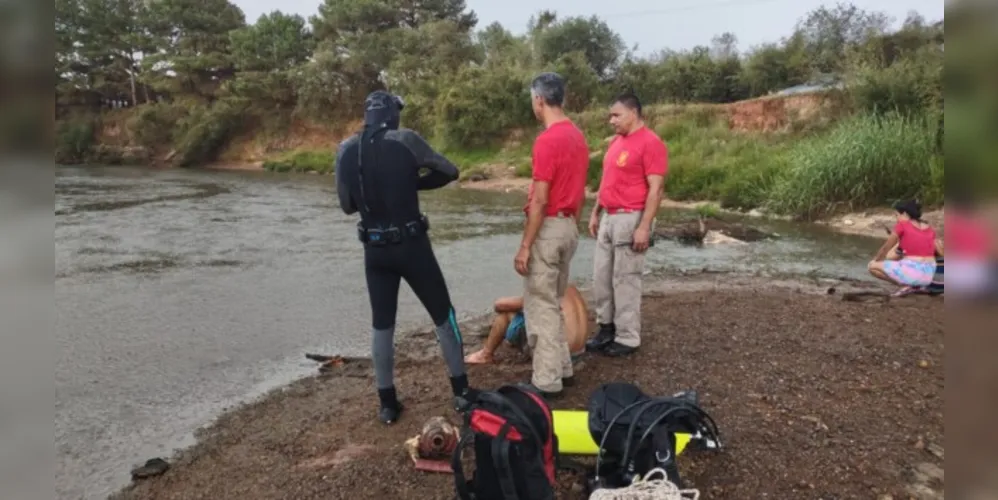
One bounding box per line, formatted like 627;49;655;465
364;91;404;130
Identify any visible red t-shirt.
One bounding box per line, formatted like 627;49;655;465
946;210;991;258
598;127;668;211
895;220;937;257
525;120;589;217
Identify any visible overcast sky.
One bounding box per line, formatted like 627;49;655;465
230;0;944;56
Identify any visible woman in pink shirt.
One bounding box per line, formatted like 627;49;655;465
868;200;944;295
945;192;995;297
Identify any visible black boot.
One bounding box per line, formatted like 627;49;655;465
450;374;469;411
585;323;616;352
377;387;404;425
601;342;638;357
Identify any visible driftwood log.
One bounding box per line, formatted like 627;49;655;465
840;291;892;303
653;216;775;246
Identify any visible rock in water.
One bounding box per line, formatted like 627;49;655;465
131;458;170;480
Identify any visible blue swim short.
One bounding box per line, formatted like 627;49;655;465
505;312;527;347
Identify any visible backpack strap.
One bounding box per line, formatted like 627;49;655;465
492;422;520;500
619;398;670;477
452;430;475;500
477;389;545;447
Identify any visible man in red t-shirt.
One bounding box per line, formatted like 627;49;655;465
585;93;668;357
514;72;590;398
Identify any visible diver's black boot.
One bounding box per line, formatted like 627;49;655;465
585;323;616;352
450;374;469;411
377;387;404;425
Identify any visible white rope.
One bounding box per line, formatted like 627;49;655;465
588;468;700;500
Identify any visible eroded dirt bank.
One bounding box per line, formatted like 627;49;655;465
112;273;944;500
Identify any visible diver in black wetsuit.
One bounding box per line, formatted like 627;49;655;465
335;90;468;425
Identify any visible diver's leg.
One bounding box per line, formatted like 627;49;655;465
365;250;404;424
402;238;468;399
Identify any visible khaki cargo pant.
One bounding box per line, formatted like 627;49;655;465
593;211;647;348
523;216;579;393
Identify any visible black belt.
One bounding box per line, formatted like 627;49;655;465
358;214;430;246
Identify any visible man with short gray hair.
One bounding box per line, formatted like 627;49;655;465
513;72;590;399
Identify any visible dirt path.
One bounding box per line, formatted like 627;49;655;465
112;274;943;500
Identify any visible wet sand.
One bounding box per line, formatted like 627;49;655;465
111;273;944;500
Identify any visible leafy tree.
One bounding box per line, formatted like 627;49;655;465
142;0;247;99
225;12;314;112
796;2;891;74
533;15;625;79
230;12;313;72
741;32;810;95
54;0;945;167
310;0;477;92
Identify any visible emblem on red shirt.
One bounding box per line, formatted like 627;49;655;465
615;150;629;167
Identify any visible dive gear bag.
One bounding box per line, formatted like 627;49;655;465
586;382;722;492
452;384;558;500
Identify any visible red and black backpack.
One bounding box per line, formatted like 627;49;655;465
452;384;558;500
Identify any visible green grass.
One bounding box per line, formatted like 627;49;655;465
439;142;534;177
440;147;503;170
766;112;940;219
262;149;336;173
579;106;942;218
696;203;722;218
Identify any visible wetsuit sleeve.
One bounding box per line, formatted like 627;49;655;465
393;129;460;190
335;140;358;215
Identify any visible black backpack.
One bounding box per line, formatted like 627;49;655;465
586;382;722;491
452;384;558;500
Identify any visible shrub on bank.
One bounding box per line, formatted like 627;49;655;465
172;99;251;167
434;65;535;149
55;116;98;165
126;102;189;152
767;112;940;219
262;149;336;173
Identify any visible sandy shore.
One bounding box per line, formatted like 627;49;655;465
111;272;944;500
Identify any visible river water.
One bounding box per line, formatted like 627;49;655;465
54;165;878;499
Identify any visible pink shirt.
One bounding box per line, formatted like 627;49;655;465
946;210;991;258
894;220;937;257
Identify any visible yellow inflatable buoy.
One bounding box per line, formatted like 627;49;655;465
553;410;692;456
